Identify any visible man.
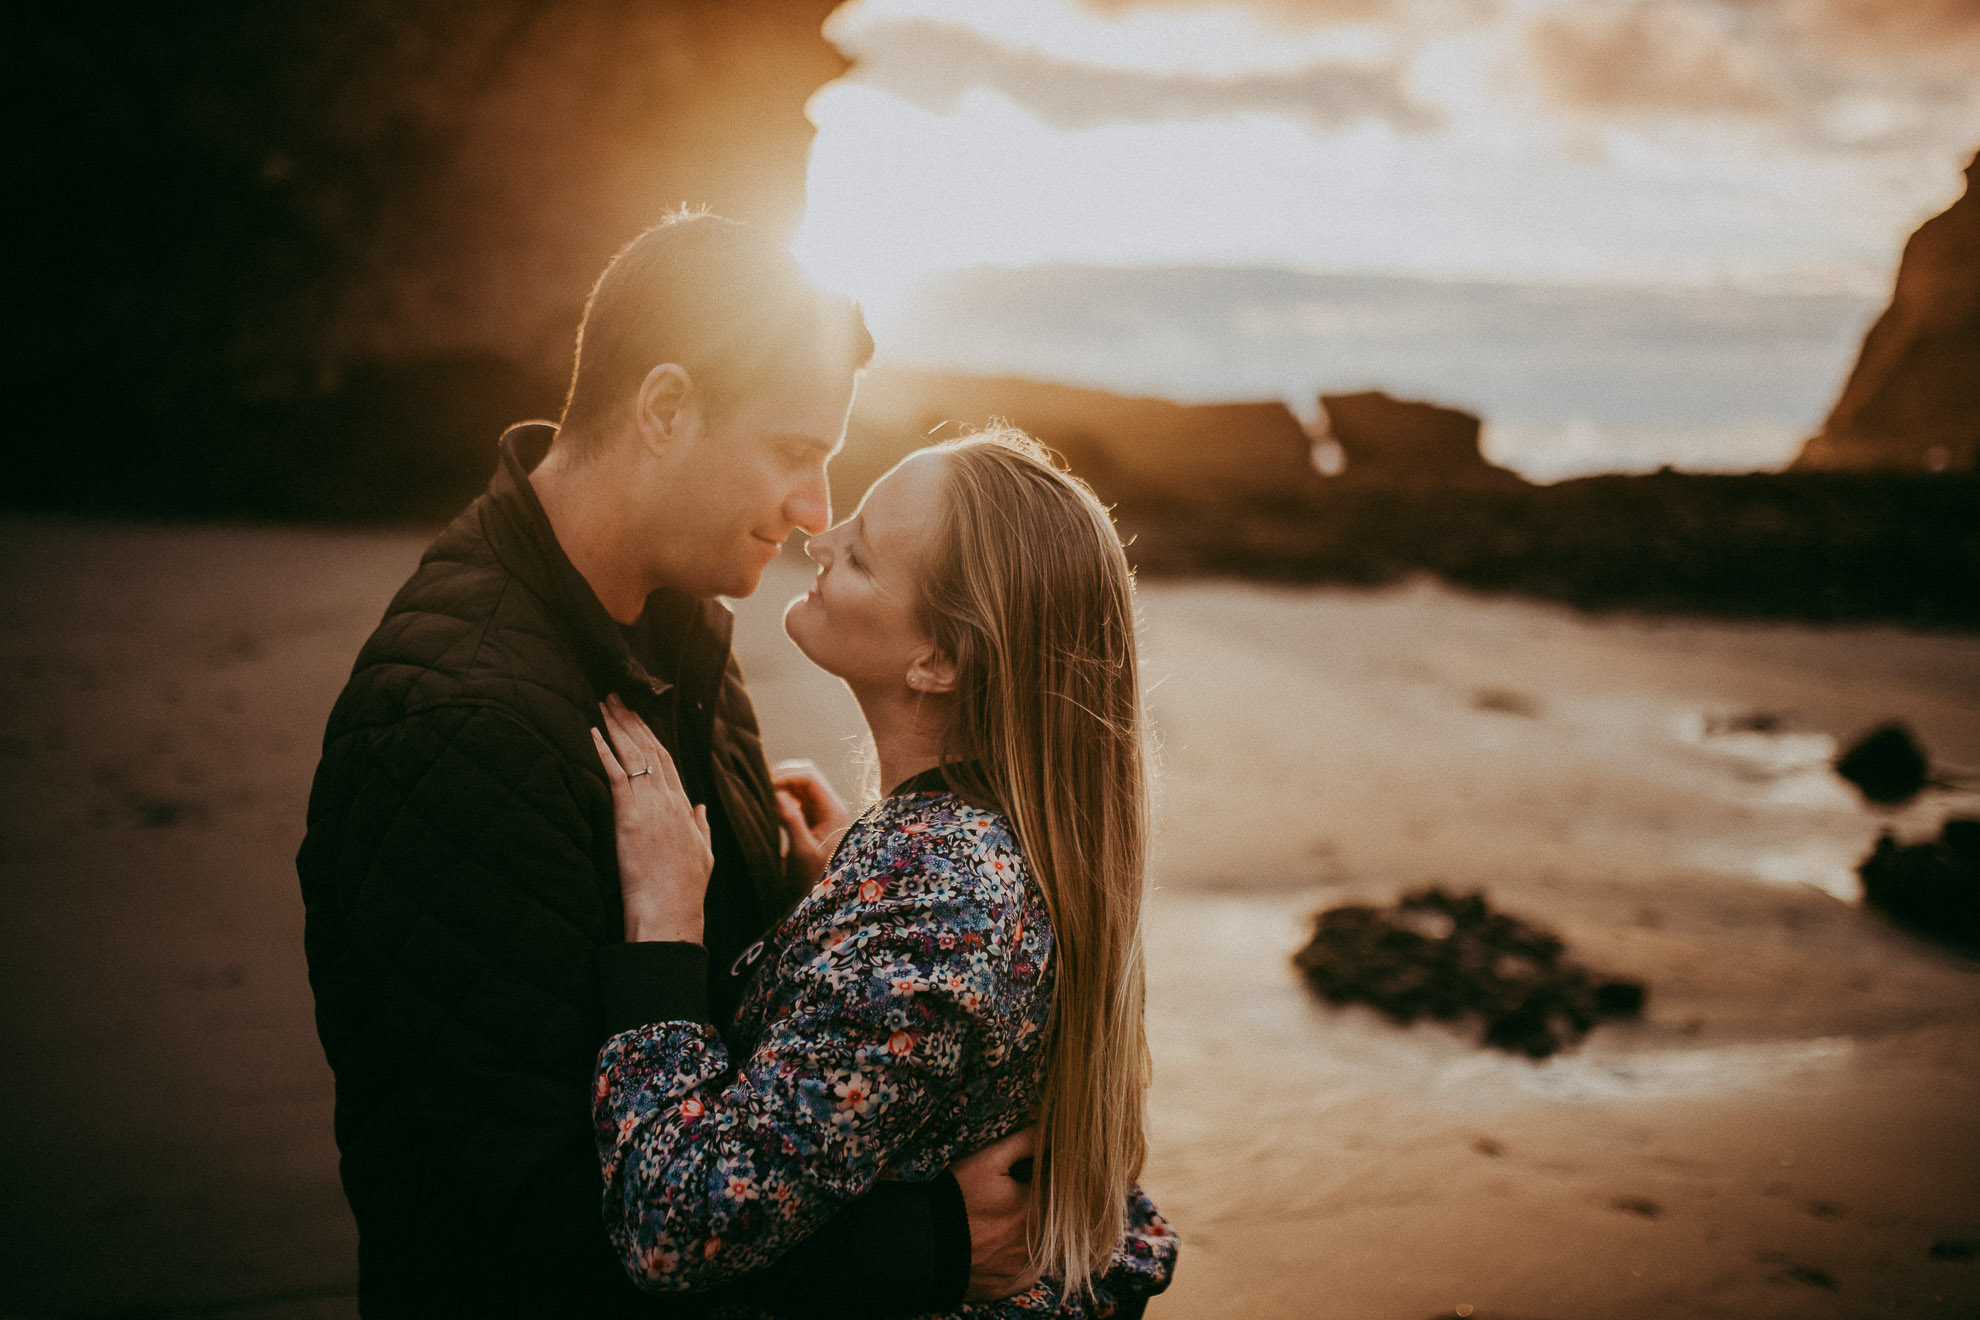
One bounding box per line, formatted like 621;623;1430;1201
298;213;1032;1317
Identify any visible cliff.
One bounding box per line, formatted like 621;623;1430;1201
8;0;845;517
839;367;1325;510
1794;150;1980;473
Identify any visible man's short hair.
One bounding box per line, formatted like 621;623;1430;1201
557;210;874;446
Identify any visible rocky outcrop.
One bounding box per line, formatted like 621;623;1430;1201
838;367;1324;509
311;0;847;382
1315;391;1526;488
12;0;845;515
1794;150;1980;473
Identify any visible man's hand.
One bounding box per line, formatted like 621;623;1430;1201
771;759;851;888
950;1126;1040;1301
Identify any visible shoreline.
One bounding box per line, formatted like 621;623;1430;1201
0;519;1975;1318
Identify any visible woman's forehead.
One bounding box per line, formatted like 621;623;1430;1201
859;450;949;550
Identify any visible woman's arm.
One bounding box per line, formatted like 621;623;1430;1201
594;850;1029;1293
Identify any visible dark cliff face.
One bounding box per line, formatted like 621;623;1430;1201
1795;150;1980;474
7;0;844;518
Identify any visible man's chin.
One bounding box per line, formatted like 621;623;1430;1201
717;569;766;600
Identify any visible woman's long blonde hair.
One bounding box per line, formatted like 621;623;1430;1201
916;428;1151;1298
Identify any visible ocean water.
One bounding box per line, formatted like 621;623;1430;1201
871;264;1885;482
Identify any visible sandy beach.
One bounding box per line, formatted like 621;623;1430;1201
2;516;1976;1319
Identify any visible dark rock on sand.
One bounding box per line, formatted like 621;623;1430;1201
1835;723;1932;805
1292;888;1647;1059
1857;817;1980;953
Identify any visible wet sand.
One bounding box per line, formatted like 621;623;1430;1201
2;518;1976;1318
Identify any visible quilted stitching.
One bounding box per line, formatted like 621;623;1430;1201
297;470;781;1314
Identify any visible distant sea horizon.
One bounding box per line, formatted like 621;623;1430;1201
866;264;1885;483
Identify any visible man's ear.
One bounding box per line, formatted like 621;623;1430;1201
906;645;958;696
632;363;699;456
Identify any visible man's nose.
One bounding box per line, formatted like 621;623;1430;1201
804;527;835;566
787;463;831;537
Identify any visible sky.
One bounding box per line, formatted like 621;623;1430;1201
788;0;1980;477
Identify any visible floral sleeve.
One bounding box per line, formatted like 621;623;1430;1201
594;839;1034;1292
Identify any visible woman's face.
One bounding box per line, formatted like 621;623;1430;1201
783;450;950;694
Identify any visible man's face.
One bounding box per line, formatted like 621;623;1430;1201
655;372;855;599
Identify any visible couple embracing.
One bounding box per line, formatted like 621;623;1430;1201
298;213;1177;1317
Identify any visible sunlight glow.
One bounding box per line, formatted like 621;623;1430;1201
787;0;1980;477
795;0;1975;317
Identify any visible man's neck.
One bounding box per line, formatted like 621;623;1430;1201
528;443;655;625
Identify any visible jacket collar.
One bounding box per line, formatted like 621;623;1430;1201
480;422;734;705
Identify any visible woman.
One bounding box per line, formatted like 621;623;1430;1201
590;430;1175;1316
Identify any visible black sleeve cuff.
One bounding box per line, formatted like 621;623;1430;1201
594;940;710;1035
720;1173;970;1319
926;1169;972;1307
849;1174;971;1316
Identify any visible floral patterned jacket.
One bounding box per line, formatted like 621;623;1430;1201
593;782;1177;1317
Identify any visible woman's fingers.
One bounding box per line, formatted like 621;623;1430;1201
772;788;816;847
591;726;626;785
599;698;716;946
599;697;661;781
603;694;684;793
597;703;638;775
771;772;825;827
769;759;821;791
770;760;850;834
599;696;645;767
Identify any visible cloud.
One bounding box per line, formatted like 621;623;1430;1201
833;15;1439;132
1516;0;1980;148
1078;0;1402;21
1770;0;1980;67
1526;3;1782;115
1081;0;1980;86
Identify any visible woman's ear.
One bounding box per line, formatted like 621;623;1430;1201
633;363;699;456
905;645;958;696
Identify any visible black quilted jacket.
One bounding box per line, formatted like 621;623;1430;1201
298;425;967;1318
